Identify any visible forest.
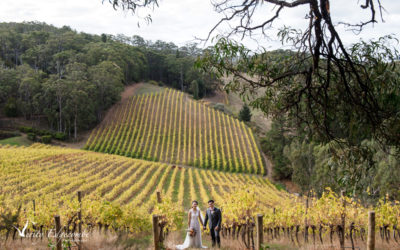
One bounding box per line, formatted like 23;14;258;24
0;21;218;139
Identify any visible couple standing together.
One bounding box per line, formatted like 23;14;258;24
176;200;222;249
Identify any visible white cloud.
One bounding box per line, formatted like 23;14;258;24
0;0;398;50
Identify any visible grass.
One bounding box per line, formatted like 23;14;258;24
133;82;165;95
171;169;181;203
116;233;152;249
262;243;299;250
273;182;287;191
0;136;32;146
162;166;175;194
183;169;190;208
225;92;272;134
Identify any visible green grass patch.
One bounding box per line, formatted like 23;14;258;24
172;169;181;203
191;170;204;205
142;168;165;203
0;136;33;146
273;182;287;191
134;83;165;95
261;243;299;250
162;166;175;194
183;169;190;208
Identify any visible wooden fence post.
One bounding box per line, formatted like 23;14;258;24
304;195;309;243
340;190;346;250
33;199;36;231
156;191;162;203
78;191;82;250
54;215;62;250
256;214;263;250
153;214;160;250
367;211;375;250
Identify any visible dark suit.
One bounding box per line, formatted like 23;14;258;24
204;207;222;247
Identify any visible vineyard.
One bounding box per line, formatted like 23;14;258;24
202;188;400;250
1;144;400;249
84;88;265;174
0;144;283;234
1;85;399;248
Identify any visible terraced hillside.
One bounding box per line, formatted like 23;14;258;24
0;144;288;229
84;88;265;174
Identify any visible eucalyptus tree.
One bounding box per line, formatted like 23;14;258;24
65;62;95;139
89;60;124;121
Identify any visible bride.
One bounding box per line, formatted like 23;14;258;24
176;201;208;249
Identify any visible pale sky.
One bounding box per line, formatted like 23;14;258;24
0;0;399;51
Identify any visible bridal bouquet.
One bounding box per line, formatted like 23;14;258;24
187;228;196;237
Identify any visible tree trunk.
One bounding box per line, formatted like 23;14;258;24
74;113;77;140
58;97;62;132
180;65;184;92
350;222;355;250
319;225;323;244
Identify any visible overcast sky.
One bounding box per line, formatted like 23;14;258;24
0;0;399;50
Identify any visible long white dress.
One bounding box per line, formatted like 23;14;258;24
176;208;208;249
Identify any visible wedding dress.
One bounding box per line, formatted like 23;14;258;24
175;208;208;249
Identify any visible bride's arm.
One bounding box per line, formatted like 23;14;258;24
199;210;204;227
187;211;191;228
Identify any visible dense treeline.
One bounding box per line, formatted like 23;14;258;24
0;21;218;139
262;115;400;203
259;48;400;201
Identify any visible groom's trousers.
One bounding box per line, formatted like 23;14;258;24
210;227;220;246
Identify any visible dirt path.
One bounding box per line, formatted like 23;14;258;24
261;151;301;193
262;152;273;180
121;83;143;102
203;90;228;104
57;130;91;149
102;82;143;124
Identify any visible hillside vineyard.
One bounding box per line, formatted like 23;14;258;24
85;88;265;174
0;144;286;226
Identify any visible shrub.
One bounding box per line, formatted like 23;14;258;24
4;97;18;117
41;135;52;144
35;129;51;136
190;80;199;100
239;104;252;122
212;103;233;116
148;80;158;85
54;132;67;141
27;133;36;141
19;126;33;133
213;103;225;111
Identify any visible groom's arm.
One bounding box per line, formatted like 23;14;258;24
204;211;208;228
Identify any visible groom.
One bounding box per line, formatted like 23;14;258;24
203;200;222;248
